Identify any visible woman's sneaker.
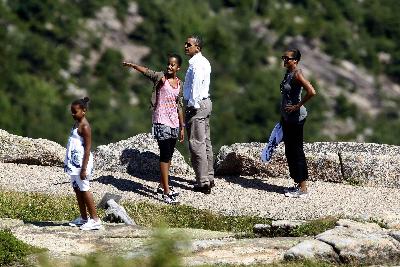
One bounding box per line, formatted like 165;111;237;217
156;185;179;197
283;184;300;193
284;189;308;198
79;219;102;230
69;216;88;227
162;193;179;205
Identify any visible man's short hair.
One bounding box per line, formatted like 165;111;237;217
189;35;203;50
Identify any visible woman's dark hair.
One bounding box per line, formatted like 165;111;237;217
288;48;301;61
72;97;90;110
168;53;182;66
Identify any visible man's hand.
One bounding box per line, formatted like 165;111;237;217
179;128;185;143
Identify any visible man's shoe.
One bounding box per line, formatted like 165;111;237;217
210;180;215;188
193;184;211;194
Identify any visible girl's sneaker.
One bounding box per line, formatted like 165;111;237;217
69;216;88;227
79;219;102;230
162;193;179;205
156;185;179;197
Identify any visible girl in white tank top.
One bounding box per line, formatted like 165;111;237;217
64;97;101;230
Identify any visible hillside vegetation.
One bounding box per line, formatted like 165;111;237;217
0;0;399;152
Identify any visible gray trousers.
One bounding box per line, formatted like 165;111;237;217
185;98;214;186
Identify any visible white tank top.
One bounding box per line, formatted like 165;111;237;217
64;127;94;176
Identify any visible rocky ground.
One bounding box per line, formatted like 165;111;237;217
1;163;400;266
1;130;400;265
0;162;399;223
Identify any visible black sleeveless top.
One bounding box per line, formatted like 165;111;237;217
280;69;307;122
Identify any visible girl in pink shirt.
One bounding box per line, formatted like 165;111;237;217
123;54;184;204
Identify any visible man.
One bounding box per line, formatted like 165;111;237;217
183;35;214;194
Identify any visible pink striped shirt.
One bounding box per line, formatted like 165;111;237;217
152;78;180;128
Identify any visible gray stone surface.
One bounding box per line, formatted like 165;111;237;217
271;220;307;229
94;133;193;178
253;224;271;236
0;129;65;167
284;239;339;263
1;218;302;266
215;141;400;188
315;219;400;265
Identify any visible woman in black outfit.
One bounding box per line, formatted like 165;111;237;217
280;49;316;198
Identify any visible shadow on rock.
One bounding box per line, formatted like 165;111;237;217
28;221;69;227
120;148;194;191
121;148;160;181
94;175;159;200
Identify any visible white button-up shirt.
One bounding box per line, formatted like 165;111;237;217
183;52;211;108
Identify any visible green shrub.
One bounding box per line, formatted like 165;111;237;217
289;217;337;237
0;229;40;266
124;201;271;234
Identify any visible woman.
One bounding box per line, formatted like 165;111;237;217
280;49;316;198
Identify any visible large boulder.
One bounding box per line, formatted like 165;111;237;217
285;219;400;265
0;129;65;167
284;239;340;263
215;141;400;187
94;133;193;177
315;219;400;265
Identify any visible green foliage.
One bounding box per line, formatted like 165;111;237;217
0;0;399;152
0;229;41;266
124;201;271;234
334;94;357;119
0;191;270;234
289;217;337;237
0;191;81;221
147;228;188;267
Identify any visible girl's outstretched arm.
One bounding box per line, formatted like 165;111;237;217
80;124;92;180
122;62;148;74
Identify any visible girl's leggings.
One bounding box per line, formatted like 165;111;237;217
157;138;177;163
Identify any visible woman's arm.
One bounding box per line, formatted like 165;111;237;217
285;69;316;113
80;124;92;180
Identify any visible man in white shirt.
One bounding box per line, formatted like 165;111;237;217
183;35;214;194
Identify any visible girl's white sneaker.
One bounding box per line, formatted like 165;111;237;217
69;216;88;227
79;219;102;230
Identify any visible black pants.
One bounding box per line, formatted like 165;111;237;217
281;119;308;183
157;138;177;163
